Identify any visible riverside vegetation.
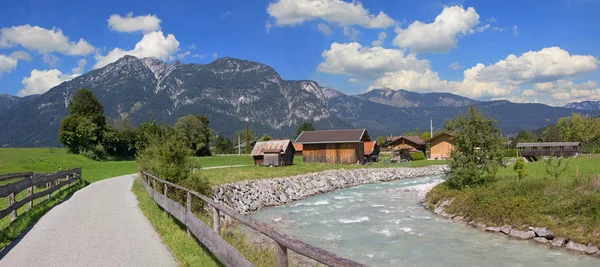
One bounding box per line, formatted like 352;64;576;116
426;106;600;255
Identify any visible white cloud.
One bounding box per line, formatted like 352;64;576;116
93;31;180;69
213;52;218;59
72;58;87;74
392;6;480;53
347;77;361;83
0;25;95;55
493;27;504;32
107;12;161;33
192;54;204;59
474;47;598;85
0;54;18;77
317;23;332;35
512;25;519;36
318;42;430;79
222;11;232;18
170;51;190;61
448;62;463;70
266;21;273;33
10;51;31;61
43;53;59;67
343;26;359;39
18;69;79;96
267;0;395;29
371;32;387;47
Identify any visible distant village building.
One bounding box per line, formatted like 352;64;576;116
516;142;580;161
385;136;426;153
295;129;371;164
364;141;380;163
430;132;455;160
293;143;303;156
250;140;295;166
234;140;257;153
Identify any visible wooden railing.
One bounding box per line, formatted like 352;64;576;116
141;171;367;267
0;168;81;222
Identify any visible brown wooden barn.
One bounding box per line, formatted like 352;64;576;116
250;140;295;166
385;136;426;154
430;132;455;160
295;129;371;164
364;141;380;163
293;143;303;156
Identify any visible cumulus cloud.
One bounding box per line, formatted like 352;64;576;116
93;31;180;69
317;42;430;79
72;58;87;74
371;32;387;47
9;51;31;61
43;53;60;67
343;26;359;39
18;68;80;96
317;23;332;35
393;6;480;53
0;54;18;77
448;62;463;70
107;12;161;33
347;77;361;83
0;25;95;55
267;0;395;29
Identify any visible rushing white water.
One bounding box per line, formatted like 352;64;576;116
251;175;600;266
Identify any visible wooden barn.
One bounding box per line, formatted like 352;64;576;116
250;140;295;167
516;142;580;161
295;129;371;164
293;143;303;156
430;132;455;160
364;141;380;163
385;136;426;154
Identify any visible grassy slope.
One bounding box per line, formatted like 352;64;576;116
426;157;600;245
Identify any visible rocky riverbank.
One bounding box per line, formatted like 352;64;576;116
430;198;600;258
213;165;448;214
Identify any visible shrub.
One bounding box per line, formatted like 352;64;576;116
504;149;518;158
410;151;426;161
545;157;569;180
137;126;193;184
81;144;107;161
514;157;527;181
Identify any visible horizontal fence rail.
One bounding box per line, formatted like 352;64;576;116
0;168;81;222
141;171;367;267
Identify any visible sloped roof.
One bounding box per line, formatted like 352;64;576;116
250;140;293;156
386;135;425;146
516;142;579;148
430;132;455;142
293;143;303;152
364;141;377;155
295;129;371;144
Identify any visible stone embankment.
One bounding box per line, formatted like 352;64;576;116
431;199;600;258
213;165;448;214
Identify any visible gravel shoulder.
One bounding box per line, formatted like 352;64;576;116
0;174;177;267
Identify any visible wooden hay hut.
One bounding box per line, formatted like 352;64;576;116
430;132;455;160
364;141;380;163
250;140;295;167
295;129;371;165
293;143;303;156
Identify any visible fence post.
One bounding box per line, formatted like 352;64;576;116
27;186;33;209
8;192;16;221
213;207;221;236
152;179;157;192
46;182;50;200
186;191;192;237
275;242;288;267
163;184;168;215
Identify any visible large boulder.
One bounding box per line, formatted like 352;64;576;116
509;229;536;240
551;237;567;247
533;237;549;244
532;227;554;240
485;226;502;233
500;225;512;235
585;244;599;255
566;241;588;253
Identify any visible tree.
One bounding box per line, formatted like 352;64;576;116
259;134;273;141
296;122;314;137
59;89;107;155
514;157;527;181
421;132;431;142
542;125;561;142
103;117;137;158
174;115;211;156
376;136;387;146
511;130;537;148
137;124;192;184
403;128;421;136
445;106;504;189
545;157;569;180
214;136;235;154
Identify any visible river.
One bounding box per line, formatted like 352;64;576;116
250;175;599;266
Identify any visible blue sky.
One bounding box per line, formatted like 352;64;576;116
0;0;599;106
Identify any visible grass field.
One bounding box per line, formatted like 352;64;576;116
427;157;600;246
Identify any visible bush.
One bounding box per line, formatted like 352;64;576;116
410;151;426;161
514;157;527;180
81;143;107;161
176;174;213;211
137;126;193;184
504;149;518;157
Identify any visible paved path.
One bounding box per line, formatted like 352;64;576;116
0;174;177;267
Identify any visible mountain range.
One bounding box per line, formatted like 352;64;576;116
565;100;600;111
1;55;599;147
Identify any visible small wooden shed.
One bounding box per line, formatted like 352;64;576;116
430;132;455;160
251;140;295;166
364;141;380;163
293;143;303;156
295;129;371;165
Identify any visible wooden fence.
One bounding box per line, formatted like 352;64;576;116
0;168;81;222
141;171;367;267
